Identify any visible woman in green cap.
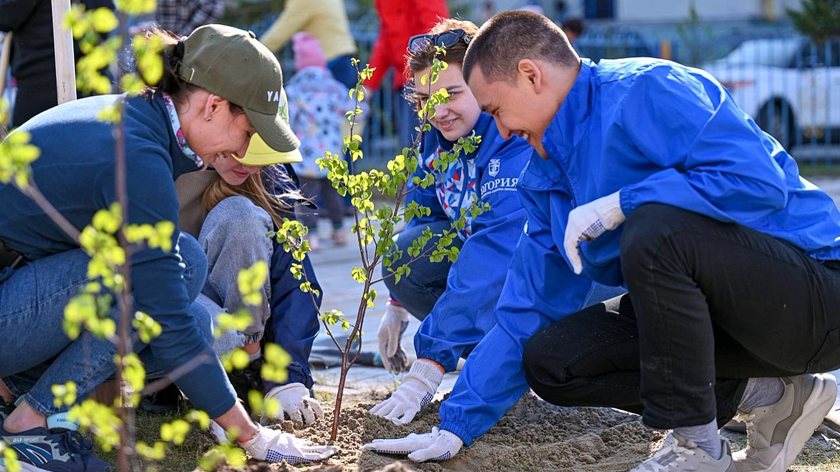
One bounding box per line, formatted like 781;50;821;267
0;24;336;470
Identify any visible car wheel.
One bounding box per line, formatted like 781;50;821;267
758;100;796;150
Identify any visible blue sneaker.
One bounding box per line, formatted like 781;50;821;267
0;424;112;471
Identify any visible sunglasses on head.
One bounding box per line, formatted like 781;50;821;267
407;29;472;53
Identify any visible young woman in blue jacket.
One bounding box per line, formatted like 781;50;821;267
369;19;532;424
365;11;840;471
370;18;624;429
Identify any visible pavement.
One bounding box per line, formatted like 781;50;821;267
305;177;840;405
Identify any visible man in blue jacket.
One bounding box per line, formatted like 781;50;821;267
363;10;840;472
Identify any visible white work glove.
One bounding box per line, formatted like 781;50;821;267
262;383;324;426
377;302;411;373
361;426;463;462
240;425;338;464
369;359;443;424
563;191;625;274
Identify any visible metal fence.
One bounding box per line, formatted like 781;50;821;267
280;27;839;171
5;23;837;171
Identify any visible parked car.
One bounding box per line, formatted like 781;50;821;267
703;37;840;149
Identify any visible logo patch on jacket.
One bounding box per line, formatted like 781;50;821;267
488;158;501;177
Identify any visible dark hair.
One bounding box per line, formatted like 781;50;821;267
463;10;579;85
140;29;195;102
139;28;243;116
561;17;585;36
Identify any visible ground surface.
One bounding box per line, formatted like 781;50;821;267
206;392;662;472
193;391;840;472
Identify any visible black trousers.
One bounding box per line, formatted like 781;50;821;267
382;220;465;320
524;204;840;430
12;74;59;128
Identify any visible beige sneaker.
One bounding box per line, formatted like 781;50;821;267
732;373;837;472
630;433;735;472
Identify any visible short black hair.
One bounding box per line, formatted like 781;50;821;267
463;10;578;85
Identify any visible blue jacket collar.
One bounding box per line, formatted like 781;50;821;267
542;59;594;163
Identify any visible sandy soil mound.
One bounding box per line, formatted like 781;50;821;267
209;392;663;472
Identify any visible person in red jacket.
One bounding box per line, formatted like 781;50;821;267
367;0;449;148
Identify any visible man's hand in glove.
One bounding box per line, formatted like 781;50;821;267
377;301;411;373
563;190;625;274
369;359;443;424
361;427;463;462
262;383;324;426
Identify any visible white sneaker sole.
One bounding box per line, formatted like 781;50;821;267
769;373;837;472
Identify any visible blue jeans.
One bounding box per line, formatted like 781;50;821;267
0;232;207;415
197;196;274;354
136;198;269;376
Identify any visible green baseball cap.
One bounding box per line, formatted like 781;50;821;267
236;88;302;165
177;24;300;153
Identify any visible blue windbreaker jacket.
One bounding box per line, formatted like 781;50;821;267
439;58;840;444
405;113;534;372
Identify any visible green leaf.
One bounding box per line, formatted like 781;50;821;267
221;349;250;373
262;343;291;383
68;400;122;450
351;267;366;283
236;261;268;307
2;444;21;472
248;390;264;414
90;7;118;33
51;382;78;408
136;441;167;460
0;130;41;186
160;418;191;445
120;352;146;396
185;410;211;430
